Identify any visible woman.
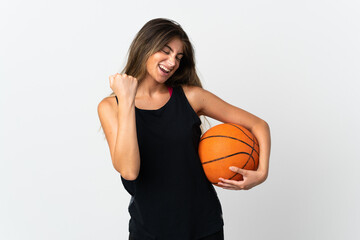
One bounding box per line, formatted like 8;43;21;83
98;18;271;240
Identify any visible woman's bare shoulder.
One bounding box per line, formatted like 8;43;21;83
180;84;202;94
181;84;208;100
179;84;203;116
98;96;118;115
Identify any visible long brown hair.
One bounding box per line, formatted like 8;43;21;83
100;18;211;135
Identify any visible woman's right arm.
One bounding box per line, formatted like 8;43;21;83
97;74;140;180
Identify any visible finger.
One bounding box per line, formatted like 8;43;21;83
219;178;242;186
218;181;233;188
217;182;232;188
220;182;245;190
229;166;247;175
109;75;114;84
220;186;236;190
218;183;239;190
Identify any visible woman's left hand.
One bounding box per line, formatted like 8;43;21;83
217;166;267;190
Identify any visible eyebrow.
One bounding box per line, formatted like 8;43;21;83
164;45;184;56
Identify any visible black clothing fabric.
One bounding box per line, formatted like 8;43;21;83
129;228;224;240
197;228;224;240
115;85;224;240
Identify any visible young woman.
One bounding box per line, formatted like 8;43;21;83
98;18;271;240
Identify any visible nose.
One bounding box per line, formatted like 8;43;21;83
167;55;176;67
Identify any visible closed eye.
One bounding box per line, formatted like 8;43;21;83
161;49;183;61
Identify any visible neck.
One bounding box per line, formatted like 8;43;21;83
137;77;167;98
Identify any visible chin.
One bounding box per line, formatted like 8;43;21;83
158;76;172;84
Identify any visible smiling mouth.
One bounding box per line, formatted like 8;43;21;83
159;64;171;73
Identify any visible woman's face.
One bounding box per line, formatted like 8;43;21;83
145;37;184;83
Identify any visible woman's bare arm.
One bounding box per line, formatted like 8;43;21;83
97;97;140;180
189;85;271;190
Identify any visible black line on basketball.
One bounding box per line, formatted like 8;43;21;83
249;135;256;166
229;172;240;180
211;173;241;182
200;135;259;156
226;123;259;148
202;151;255;169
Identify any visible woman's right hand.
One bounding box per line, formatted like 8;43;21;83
109;73;138;101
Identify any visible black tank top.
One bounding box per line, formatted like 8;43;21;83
115;85;224;240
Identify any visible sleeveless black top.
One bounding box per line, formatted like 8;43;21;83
115;85;224;240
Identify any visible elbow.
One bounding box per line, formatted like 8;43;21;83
260;119;269;127
114;165;139;181
112;152;140;181
121;172;139;181
254;119;269;130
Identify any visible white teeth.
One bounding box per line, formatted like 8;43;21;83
159;65;170;73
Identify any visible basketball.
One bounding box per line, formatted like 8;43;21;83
198;123;260;186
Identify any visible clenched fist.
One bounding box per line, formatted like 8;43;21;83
109;73;138;102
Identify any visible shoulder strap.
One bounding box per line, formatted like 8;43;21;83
167;86;173;96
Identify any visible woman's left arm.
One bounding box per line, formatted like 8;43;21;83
193;86;271;190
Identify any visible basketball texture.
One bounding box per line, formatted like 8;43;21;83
198;123;259;186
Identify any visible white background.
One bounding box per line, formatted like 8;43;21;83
1;0;359;239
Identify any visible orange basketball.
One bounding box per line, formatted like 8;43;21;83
198;123;259;187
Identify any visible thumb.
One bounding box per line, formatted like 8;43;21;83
109;75;114;85
229;166;247;175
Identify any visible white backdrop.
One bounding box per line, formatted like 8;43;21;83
1;0;359;239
